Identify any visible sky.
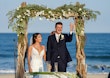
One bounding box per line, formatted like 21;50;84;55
0;0;110;33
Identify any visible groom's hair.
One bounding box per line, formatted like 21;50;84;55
55;22;63;28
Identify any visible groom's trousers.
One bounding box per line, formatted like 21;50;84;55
51;57;67;72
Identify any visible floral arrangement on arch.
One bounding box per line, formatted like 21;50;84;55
7;2;100;35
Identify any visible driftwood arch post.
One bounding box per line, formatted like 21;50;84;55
15;3;28;78
75;16;87;78
16;21;28;78
7;2;100;78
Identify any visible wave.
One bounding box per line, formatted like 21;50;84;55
67;61;110;70
87;64;110;69
0;52;17;58
0;64;110;73
0;69;15;73
86;56;110;59
0;54;17;58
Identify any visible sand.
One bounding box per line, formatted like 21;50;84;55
87;73;109;78
0;73;109;78
0;73;15;78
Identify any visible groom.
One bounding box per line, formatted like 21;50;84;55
46;22;74;72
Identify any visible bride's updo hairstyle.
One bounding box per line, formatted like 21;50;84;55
32;33;40;44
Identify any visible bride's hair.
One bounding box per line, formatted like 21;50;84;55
32;33;40;44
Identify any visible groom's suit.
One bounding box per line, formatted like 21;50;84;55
46;33;73;72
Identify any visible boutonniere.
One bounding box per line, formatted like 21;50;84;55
60;34;64;40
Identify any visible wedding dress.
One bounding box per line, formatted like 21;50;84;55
30;47;65;78
31;47;44;72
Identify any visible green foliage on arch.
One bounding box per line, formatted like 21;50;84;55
7;2;100;35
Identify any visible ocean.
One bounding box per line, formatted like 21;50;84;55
0;33;110;73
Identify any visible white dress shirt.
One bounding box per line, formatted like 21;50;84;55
55;33;61;42
55;31;73;42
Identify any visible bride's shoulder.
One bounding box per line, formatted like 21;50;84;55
29;45;33;49
42;45;45;49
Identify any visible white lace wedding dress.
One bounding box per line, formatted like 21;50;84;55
31;47;44;72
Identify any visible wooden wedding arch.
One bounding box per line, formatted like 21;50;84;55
7;2;100;78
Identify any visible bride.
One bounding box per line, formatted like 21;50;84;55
28;33;46;77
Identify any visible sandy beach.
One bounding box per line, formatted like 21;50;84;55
0;73;15;78
87;73;109;78
0;73;109;78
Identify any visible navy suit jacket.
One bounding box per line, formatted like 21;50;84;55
46;33;73;66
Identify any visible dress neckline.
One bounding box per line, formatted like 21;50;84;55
33;47;44;55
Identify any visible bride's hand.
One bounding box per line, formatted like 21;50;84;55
49;64;52;70
29;68;32;73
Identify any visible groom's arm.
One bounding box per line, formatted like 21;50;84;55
46;36;52;61
65;33;73;42
65;22;74;42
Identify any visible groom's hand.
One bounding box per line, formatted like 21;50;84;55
70;22;74;32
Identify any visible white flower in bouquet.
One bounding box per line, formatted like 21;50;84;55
25;10;30;16
16;5;21;10
36;12;40;16
82;28;84;31
51;14;54;17
16;8;19;11
82;12;86;15
48;11;52;14
34;11;36;14
80;30;84;36
78;8;82;11
68;8;71;11
24;12;26;15
23;16;25;18
27;14;30;16
17;24;20;26
24;10;30;16
59;16;62;19
62;11;66;16
26;9;30;13
37;11;43;16
17;15;21;18
41;10;44;15
68;12;71;14
20;19;23;21
35;13;38;17
61;10;64;12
